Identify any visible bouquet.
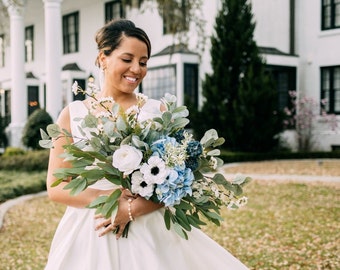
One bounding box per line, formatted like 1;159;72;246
40;82;251;239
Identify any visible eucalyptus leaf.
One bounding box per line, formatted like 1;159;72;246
84;114;98;128
207;149;220;156
212;137;225;147
175;208;191;231
164;209;171;230
47;124;61;138
89;137;102;152
40;128;50;140
116;116;127;131
205;211;224;221
173;223;188;240
200;129;218;146
39;139;53;149
171;106;189;118
81;169;105;180
88;195;108;208
168;118;190;130
162;111;172;126
232;174;250;185
65;177;88;196
50;179;63;187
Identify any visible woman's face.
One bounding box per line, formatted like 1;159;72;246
101;36;148;95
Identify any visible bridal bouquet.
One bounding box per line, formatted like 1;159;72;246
40;82;250;239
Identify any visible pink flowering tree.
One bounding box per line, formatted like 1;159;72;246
283;91;338;152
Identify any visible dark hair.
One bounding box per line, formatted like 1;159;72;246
95;19;151;67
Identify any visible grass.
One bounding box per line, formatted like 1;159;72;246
0;160;339;269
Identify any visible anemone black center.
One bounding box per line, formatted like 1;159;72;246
151;166;159;175
140;181;147;188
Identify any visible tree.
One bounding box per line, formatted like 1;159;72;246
193;0;283;152
283;91;338;152
22;109;53;150
124;0;207;54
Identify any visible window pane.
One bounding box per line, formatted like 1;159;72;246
63;12;79;54
25;26;34;62
142;66;176;100
334;67;340;111
335;1;340;26
105;1;123;22
322;69;330;111
184;64;198;108
0;34;4;67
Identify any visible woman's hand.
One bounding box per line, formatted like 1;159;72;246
95;189;136;239
95;188;163;239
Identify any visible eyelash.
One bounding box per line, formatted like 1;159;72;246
122;59;147;67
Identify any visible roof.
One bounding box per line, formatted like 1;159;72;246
153;44;197;57
62;62;84;71
259;46;297;56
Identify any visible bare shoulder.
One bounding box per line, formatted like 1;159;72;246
56;105;71;131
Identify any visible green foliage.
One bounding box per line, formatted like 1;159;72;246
0;170;46;203
22;109;53;150
193;0;283;152
3;147;26;157
0;150;49;171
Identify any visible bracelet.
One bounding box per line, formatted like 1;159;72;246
127;198;134;221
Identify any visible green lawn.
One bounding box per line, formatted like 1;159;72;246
0;177;339;269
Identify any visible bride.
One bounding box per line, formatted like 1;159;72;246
44;19;249;270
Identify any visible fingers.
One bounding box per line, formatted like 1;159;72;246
94;215;127;239
95;217;110;230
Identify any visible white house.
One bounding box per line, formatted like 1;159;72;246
0;0;339;151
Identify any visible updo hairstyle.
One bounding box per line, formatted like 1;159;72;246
95;19;151;68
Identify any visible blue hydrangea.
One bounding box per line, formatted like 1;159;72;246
151;136;178;157
173;129;185;143
185;157;199;171
186;140;203;158
156;165;194;207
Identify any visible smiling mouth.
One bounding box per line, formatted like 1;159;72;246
125;76;138;83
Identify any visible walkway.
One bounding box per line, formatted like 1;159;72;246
1;164;339;229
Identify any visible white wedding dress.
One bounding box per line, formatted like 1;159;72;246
45;99;249;270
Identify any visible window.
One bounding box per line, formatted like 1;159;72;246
162;0;189;35
184;63;198;108
322;0;340;30
321;66;340;114
105;1;123;22
1;89;10;127
25;25;34;63
27;86;39;116
0;34;4;67
266;65;297;111
141;65;176;100
63;12;79;54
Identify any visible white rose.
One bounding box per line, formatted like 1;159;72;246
112;145;143;175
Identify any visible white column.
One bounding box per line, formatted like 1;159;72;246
43;0;63;121
4;1;26;147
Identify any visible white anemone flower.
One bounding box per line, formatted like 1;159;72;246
131;171;154;199
140;156;168;185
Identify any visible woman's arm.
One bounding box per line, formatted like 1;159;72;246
46;106;112;208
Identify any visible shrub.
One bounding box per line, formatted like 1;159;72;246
3;147;26;157
0;171;46;202
0;150;49;171
22;109;53;150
